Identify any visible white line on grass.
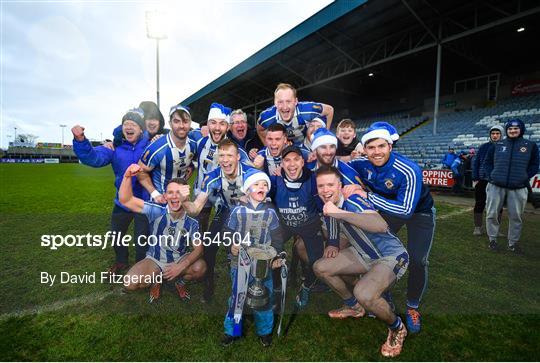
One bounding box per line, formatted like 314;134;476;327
438;207;473;220
0;207;472;321
0;290;113;321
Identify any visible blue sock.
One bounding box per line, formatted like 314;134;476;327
389;316;402;331
343;296;358;307
407;300;419;310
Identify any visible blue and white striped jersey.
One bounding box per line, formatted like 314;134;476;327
306;158;362;186
142;202;199;263
140;133;197;194
257;101;324;145
227;201;280;246
324;194;406;259
200;162;256;211
348;153;434;218
194;136;249;194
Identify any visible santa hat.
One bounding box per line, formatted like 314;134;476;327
207;102;231;123
361;123;397;145
370;121;399;142
242;169;271;193
311;128;337;150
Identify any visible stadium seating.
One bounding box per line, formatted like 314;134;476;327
354;112;428;135
385;94;540;168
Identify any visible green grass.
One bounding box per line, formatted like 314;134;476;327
0;164;539;361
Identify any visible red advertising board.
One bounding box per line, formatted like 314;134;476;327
511;80;540;95
530;174;540;193
422;169;454;187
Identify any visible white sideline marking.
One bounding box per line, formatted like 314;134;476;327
0;208;472;320
437;207;473;220
0;290;113;321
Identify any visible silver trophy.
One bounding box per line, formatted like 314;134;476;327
246;245;277;310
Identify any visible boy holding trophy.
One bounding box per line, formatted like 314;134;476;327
222;169;285;348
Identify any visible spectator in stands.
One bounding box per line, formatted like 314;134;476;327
336;118;361;161
256;83;334;146
472;125;503;236
227;109;263;160
72;108;150;274
484;119;539;253
441;147;457;169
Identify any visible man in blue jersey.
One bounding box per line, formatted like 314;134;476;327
194;103;250;235
346;123;435;334
180;139;255;302
267;145;326;307
252;124;308;176
313;166;408;357
118;164;207;302
137;104;197;204
256;83;334;146
306;128;362;186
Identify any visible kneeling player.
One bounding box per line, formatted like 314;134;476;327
313;166;409;358
222;170;283;348
119;164;207;302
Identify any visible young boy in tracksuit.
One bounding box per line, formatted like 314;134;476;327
222;169;283;348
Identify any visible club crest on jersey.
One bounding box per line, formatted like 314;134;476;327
167;225;176;236
384;178;395;190
142;150;150;162
520;146;527;152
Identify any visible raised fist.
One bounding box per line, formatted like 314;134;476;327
253;155;265;169
71;125;85;142
178;184;191;202
249;148;259;160
323;201;340;217
124;163;141;177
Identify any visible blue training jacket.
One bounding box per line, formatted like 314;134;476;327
349;152;434;218
484;119;539;189
73;135;150;211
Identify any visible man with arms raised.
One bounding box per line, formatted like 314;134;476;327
119;164;206;302
313;166;409;357
137;104;198;204
181;139;255;302
257;83;334;146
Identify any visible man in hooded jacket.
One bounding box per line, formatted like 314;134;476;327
484;119;539;253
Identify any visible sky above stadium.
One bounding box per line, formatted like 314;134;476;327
1;0;333;147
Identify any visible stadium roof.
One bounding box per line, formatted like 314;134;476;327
181;0;540;121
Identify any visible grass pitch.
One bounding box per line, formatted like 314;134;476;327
0;163;539;361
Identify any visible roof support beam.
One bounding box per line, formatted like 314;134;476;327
401;0;439;42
